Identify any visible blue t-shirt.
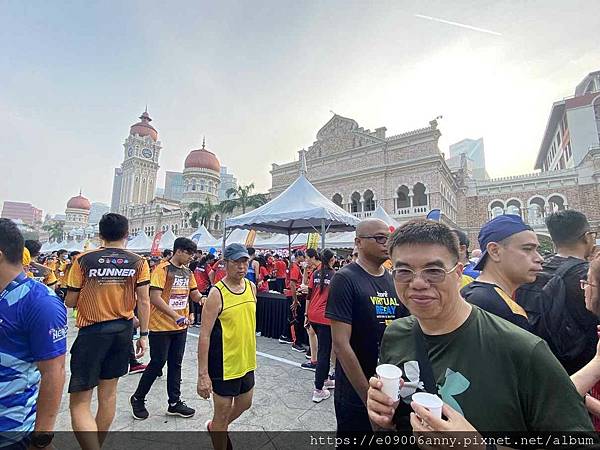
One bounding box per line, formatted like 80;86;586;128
0;273;67;442
463;262;480;279
245;261;257;284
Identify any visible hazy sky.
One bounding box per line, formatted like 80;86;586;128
1;0;598;216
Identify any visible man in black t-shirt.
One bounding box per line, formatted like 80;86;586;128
461;214;542;330
326;218;408;434
542;210;598;374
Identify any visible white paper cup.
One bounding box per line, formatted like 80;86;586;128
376;364;403;401
412;392;443;419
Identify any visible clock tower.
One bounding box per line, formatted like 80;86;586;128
118;109;162;215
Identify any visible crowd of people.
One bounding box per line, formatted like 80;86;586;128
2;207;600;449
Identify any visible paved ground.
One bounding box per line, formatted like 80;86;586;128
56;317;336;433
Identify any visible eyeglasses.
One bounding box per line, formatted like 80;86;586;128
392;263;459;284
580;280;597;290
580;230;597;240
358;235;389;245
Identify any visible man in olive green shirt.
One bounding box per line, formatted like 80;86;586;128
367;220;593;439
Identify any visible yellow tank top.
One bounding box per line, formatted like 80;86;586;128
208;279;257;380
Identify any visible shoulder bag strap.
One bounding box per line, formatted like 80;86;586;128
412;320;438;395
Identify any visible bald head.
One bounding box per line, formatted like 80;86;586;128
356;218;388;236
355;218;390;266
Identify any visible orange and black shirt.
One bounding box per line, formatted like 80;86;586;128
67;248;150;328
149;263;197;332
28;262;58;287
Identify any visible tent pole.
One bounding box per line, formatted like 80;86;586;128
321;218;326;251
222;228;227;254
288;232;292;261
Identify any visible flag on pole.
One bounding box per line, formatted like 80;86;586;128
307;233;319;249
151;231;164;256
245;230;257;247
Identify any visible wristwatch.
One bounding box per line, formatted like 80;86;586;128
140;331;149;337
31;432;54;448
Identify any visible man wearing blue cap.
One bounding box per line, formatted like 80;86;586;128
461;214;543;330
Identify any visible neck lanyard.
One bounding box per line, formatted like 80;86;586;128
0;273;28;301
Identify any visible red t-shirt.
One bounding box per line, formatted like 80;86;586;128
284;262;302;297
275;259;287;279
258;266;270;292
307;265;335;325
211;260;227;284
193;264;212;293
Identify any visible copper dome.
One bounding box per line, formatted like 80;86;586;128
184;143;221;172
67;194;91;211
130;111;158;141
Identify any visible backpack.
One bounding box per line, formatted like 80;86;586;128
515;258;588;365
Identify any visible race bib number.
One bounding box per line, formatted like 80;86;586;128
169;295;188;310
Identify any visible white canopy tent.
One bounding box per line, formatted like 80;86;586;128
158;229;177;250
224;173;359;251
127;231;153;252
253;233;310;250
326;231;356;249
188;225;217;250
370;205;400;229
40;242;61;253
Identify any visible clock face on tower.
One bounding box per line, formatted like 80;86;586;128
127;146;134;157
142;148;153;159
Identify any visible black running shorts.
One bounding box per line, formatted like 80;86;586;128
211;371;255;397
68;319;133;393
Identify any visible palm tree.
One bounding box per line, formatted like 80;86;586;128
188;199;219;229
43;222;64;242
224;183;268;214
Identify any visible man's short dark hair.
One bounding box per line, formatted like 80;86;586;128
0;219;25;265
388;219;459;261
451;229;470;248
162;249;173;258
24;240;42;258
546;210;590;246
57;249;67;257
99;213;129;241
306;248;319;259
247;247;256;256
173;237;197;254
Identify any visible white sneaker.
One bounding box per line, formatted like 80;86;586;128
323;378;335;389
312;388;331;403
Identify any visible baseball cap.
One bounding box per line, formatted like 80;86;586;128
474;214;533;271
224;243;250;261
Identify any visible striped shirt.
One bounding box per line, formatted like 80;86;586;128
0;274;67;443
67;248;150;328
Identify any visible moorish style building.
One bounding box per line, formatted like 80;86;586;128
110;111;223;237
271;70;600;245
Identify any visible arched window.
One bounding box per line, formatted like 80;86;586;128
396;185;410;209
489;200;505;219
413;183;427;207
506;199;522;217
527;197;546;225
351;192;361;213
363;190;375;211
332;193;343;207
548;195;566;212
192;180;196;191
